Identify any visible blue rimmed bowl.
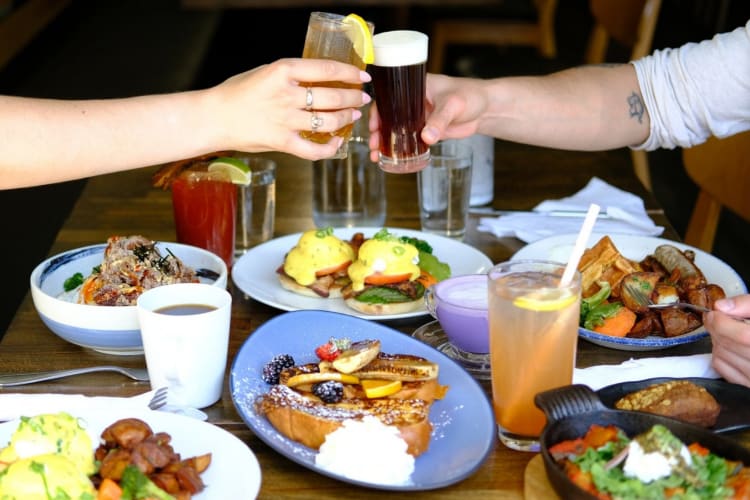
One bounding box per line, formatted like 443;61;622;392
30;242;227;355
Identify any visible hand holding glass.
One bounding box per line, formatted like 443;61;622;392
300;11;374;159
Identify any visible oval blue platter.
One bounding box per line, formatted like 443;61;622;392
230;310;495;491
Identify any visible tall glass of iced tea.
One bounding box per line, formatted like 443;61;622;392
371;30;430;173
171;163;236;270
487;260;581;452
300;12;374;159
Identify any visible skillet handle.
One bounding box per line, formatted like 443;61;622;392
535;384;608;423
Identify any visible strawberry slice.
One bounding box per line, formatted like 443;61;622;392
315;341;340;361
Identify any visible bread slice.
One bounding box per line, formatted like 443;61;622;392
344;297;423;315
255;385;434;456
277;272;345;299
578;236;641;297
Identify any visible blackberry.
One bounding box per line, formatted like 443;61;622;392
312;380;344;403
261;354;295;384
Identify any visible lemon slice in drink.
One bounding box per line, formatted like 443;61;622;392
343;13;374;65
208;157;252;186
513;289;577;312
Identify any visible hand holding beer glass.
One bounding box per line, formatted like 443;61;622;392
371;30;430;173
300;12;374;159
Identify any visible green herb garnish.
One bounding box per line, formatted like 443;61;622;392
63;272;84;292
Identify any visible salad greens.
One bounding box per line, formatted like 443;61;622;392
555;424;741;499
580;281;628;330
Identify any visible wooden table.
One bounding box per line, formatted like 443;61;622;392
0;142;720;498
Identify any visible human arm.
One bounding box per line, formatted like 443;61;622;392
706;296;750;387
368;63;650;162
368;20;750;162
0;58;371;189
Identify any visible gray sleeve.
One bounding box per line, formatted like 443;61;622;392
631;19;750;151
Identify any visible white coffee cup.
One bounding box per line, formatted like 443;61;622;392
136;283;232;409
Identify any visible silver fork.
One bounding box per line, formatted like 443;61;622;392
623;282;747;320
0;366;149;387
623;282;712;314
147;386;169;410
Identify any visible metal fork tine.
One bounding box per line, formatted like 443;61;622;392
148;387;169;410
624;282;650;306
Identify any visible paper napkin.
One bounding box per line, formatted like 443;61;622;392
573;353;720;391
0;390;159;421
477;177;665;242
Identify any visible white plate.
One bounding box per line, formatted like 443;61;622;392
0;409;261;499
230;310;495;491
232;227;494;320
512;233;748;351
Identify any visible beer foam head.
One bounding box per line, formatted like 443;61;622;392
372;30;428;67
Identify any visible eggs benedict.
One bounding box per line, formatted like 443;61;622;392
342;229;451;315
277;228;361;298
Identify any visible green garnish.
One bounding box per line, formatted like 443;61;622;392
315;227;335;238
399;235;433;254
63;272;84;292
580;281;625;329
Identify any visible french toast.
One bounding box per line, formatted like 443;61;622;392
255;339;447;457
257;384;434;456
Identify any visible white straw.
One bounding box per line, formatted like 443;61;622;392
560;203;601;287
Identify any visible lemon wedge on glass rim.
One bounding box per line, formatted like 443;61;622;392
208;156;252;186
343;13;374;65
513;289;577;312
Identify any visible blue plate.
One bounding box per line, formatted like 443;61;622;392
230;310;495;491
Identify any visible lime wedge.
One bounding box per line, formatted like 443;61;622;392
513;289;577;312
343;13;374;65
208;157;252;186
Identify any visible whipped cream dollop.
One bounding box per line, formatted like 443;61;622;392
314;416;415;485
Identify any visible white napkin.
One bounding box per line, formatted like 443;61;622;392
0;390;159;421
573;354;720;391
477;177;665;242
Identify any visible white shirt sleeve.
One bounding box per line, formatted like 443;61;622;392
632;19;750;151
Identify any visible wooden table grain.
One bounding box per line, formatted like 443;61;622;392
0;142;724;498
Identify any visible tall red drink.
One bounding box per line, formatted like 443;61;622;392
171;167;236;269
371;30;430;173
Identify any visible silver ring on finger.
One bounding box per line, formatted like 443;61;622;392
305;87;313;111
311;112;324;131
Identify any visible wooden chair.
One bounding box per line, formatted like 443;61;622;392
682;131;750;253
584;0;663;192
428;0;558;74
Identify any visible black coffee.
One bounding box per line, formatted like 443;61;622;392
154;304;217;316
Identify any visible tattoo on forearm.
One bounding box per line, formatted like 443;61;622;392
627;92;644;124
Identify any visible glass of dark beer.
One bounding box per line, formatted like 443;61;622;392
371;30;430;173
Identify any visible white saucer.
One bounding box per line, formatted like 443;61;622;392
412;321;491;380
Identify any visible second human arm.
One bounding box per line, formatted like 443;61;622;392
1;58;371;189
368;63;650;162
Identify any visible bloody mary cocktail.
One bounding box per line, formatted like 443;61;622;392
171;166;236;269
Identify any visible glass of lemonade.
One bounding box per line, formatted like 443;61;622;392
487;260;581;452
300;12;374;159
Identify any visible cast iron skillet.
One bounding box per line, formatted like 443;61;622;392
596;377;750;433
535;384;750;500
